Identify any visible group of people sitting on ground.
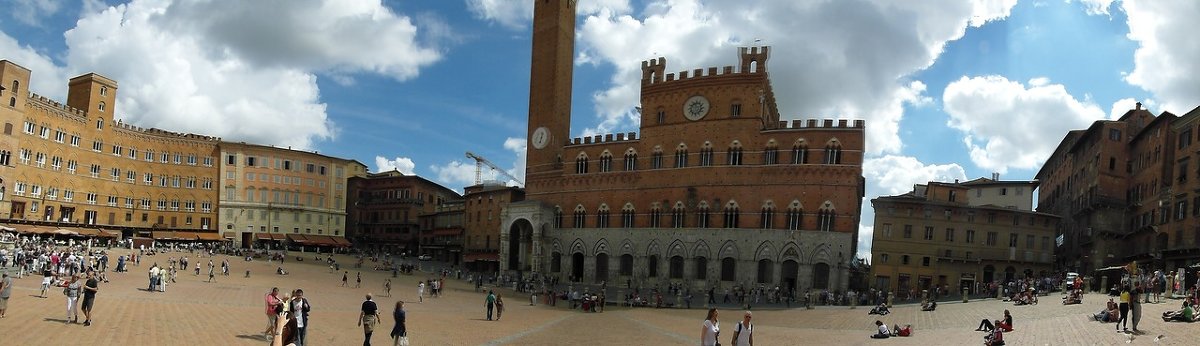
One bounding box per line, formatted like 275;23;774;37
1161;300;1194;323
1062;289;1083;305
921;300;937;311
276;267;288;275
1093;298;1120;322
869;320;913;339
1013;289;1038;306
868;302;890;316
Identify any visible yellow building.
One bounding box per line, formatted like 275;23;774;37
870;177;1058;298
218;142;366;247
1;60;219;237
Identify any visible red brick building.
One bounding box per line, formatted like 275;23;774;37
463;183;525;272
346;170;461;254
501;0;865;293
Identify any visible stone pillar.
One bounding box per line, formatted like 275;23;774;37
963;288;969;303
806;291;814;309
886;292;894;308
704;292;711;309
849;291;857;309
921;289;928;306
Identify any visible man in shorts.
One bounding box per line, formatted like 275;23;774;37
264;287;281;336
81;271;99;326
40;269;54;297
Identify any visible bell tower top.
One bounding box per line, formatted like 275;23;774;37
526;0;576;181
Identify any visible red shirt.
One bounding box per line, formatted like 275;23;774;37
265;293;280;316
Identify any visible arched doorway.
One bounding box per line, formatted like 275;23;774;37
595;253;609;282
572;252;584;281
781;260;799;292
620;254;633;276
813;263;830;289
1004;266;1016;283
647;255;659;278
982;265;995;284
757;259;774;284
721;257;737;281
507;219;534;271
551;252;562;273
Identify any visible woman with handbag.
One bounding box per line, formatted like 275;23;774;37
391;300;408;346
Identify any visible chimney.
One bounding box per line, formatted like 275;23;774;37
1136;102;1142;110
992;172;1000;180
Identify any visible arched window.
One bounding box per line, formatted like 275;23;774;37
621;203;635;228
100;86;108;96
10;97;16;107
98;101;106;112
11;80;18;94
823;139;842;164
721;257;737;281
695;201;710;228
695;256;708;280
656;107;666;125
817;201;836;232
792;139;809;164
573;205;587;228
551;252;562;273
669;256;684;279
651;146;664;169
730;101;742;117
624;149;638;171
760;201;775;229
671;202;686;228
598;151;613;172
575;152;589;174
649;203;662;228
674;143;688;168
699;142;714;166
727;141;743;165
723;201;740;228
786;200;803;230
596;204;611;228
554;206;564;228
763;140;779;165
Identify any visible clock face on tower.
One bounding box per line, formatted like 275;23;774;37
683;95;710;121
531;126;550;149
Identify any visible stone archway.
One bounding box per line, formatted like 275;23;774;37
572;252;585;281
507;218;534;271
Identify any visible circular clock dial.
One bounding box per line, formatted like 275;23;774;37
531;127;550;149
683;95;710;121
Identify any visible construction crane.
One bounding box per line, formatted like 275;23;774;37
466;151;524;186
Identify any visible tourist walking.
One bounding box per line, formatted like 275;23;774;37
485;290;496;321
0;273;13;318
64;275;81;323
417;282;424;303
1117;285;1131;332
290;289;311;346
1131;281;1143;332
264;287;281;337
495;293;505;320
391;300;408;346
356;272;362;288
359;293;380;346
384;279;392;297
731;311;753;346
40;268;53;297
81;271;99;326
701;308;720;346
208;262;215;283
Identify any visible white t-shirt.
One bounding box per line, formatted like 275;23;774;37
291;299;306;328
702;320;720;346
734;321;752;345
877;324;890;335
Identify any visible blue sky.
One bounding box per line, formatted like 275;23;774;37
4;0;1198;260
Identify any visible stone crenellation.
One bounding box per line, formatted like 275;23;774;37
641;46;770;86
28;91;87;117
568;132;639;146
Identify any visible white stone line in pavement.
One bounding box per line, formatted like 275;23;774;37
482;312;579;346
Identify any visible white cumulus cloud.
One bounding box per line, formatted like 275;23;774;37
374;156;416;175
2;0;444;150
943;75;1106;174
1121;0;1200;116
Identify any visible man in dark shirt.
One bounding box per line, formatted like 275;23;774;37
358;293;379;346
82;271;100;326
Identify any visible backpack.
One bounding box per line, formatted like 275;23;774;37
732;322;751;345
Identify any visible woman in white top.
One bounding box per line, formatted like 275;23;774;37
701;308;720;346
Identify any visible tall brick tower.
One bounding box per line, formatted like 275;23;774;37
525;0;575;183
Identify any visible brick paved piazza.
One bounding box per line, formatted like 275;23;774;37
0;249;1195;345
